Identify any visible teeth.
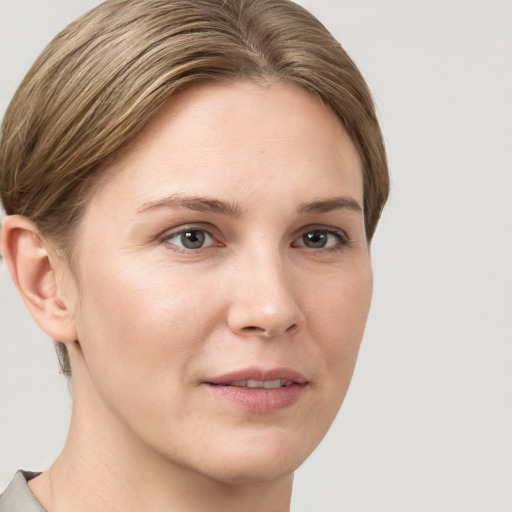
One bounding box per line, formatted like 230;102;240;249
248;379;264;388
263;379;282;389
227;379;289;388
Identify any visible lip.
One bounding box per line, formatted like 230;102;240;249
203;367;308;413
205;367;308;386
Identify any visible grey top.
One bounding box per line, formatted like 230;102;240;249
0;472;46;512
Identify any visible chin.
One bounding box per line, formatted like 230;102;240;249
190;427;321;485
202;456;299;486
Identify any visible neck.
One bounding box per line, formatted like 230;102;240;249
29;356;294;512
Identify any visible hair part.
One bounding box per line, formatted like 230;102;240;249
0;0;389;376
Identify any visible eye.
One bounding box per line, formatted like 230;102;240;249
164;228;216;251
294;229;347;250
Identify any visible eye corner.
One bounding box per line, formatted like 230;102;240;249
160;226;222;253
292;226;350;251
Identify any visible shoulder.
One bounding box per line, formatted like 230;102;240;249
0;471;46;512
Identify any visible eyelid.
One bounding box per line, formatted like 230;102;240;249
159;224;222;251
292;225;351;249
157;223;350;252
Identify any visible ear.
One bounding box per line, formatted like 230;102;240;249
1;215;78;343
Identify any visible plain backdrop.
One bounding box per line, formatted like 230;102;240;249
1;1;511;511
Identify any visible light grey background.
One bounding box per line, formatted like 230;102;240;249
1;1;511;511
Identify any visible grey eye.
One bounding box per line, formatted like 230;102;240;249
180;230;206;249
166;229;214;250
295;229;345;249
302;231;329;248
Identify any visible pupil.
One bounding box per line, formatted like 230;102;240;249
181;230;205;249
304;231;327;248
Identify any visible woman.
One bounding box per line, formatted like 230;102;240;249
0;0;388;510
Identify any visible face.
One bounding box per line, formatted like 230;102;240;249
63;81;372;484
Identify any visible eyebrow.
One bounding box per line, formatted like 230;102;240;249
138;194;362;217
297;196;363;214
137;195;242;217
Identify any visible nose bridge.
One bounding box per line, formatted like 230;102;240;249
227;240;303;338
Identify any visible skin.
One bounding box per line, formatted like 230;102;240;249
4;81;372;512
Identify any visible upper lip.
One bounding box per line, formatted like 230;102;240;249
205;367;308;385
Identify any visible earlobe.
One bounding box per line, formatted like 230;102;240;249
1;215;78;343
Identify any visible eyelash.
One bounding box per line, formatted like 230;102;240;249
160;225;350;253
160;225;220;253
292;227;350;251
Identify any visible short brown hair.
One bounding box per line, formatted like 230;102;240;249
0;0;389;376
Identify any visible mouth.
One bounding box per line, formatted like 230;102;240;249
205;367;307;386
215;379;293;389
204;368;308;413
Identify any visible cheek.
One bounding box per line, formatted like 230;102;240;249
70;260;227;453
308;258;372;339
73;257;221;391
305;260;373;395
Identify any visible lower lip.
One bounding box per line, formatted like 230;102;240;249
206;383;306;413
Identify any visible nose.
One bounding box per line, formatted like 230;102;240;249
226;252;305;339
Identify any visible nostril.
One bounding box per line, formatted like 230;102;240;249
243;326;264;333
286;323;298;333
240;323;299;338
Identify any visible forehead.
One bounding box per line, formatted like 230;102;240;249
88;80;363;213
